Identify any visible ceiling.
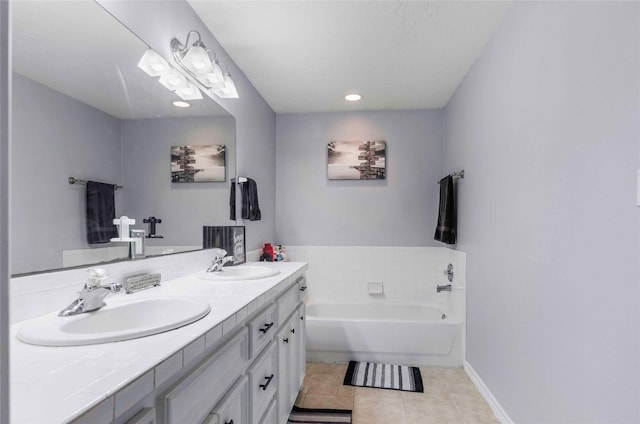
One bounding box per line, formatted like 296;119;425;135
188;0;512;114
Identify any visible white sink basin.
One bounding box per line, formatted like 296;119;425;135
17;296;210;347
197;265;280;281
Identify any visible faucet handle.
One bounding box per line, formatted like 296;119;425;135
87;268;108;287
211;248;228;261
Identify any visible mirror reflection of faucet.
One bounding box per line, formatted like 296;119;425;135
143;216;164;238
111;216;136;242
206;248;234;272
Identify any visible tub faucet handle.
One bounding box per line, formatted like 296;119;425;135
437;284;452;293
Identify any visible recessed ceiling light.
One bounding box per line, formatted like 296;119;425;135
345;93;362;102
172;100;191;108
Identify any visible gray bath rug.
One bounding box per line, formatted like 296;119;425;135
288;406;352;423
343;360;424;393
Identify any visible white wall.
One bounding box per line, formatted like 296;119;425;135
11;75;123;274
276;110;445;246
121;116;235;247
445;2;640;422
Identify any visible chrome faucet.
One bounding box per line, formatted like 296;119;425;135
58;268;122;317
437;284;452;293
206;248;234;272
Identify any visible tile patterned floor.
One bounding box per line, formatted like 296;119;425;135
296;362;500;424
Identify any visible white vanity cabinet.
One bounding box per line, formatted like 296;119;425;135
65;267;307;424
162;272;306;424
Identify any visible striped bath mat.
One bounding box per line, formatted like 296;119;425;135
288;406;352;423
343;360;424;392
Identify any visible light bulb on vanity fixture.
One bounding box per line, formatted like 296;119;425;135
171;30;239;99
137;48;204;101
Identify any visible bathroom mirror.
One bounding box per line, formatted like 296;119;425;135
10;0;236;275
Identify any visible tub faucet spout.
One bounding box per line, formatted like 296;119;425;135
437;284;452;293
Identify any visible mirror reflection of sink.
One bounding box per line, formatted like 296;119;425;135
197;265;280;281
17;296;210;347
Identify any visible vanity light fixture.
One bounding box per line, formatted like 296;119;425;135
138;48;204;101
175;82;203;101
171;30;239;99
137;49;170;76
345;93;362;102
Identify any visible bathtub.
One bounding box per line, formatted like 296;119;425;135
305;303;463;367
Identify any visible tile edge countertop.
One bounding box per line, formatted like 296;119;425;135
9;261;308;424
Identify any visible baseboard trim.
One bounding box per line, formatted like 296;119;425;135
464;360;514;424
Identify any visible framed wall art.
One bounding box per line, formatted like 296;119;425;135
327;140;386;180
171;144;226;182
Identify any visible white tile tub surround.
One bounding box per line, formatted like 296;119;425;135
285;246;466;307
9;260;308;424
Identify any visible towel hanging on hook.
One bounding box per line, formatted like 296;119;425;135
437;170;464;184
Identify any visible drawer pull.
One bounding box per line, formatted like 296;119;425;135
259;322;274;333
225;420;234;424
260;374;274;390
283;338;289;344
299;286;307;292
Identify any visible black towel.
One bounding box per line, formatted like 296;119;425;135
241;178;261;221
230;182;236;220
434;175;456;245
86;181;119;244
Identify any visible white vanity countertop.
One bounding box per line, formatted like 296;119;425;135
9;261;307;424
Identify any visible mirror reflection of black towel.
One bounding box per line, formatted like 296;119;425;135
434;175;456;245
241;178;261;221
86;181;119;244
229;182;237;220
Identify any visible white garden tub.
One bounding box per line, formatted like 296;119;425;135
306;302;463;367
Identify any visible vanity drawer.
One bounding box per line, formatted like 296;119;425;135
248;342;277;424
276;285;299;326
165;329;248;424
248;304;276;359
202;376;248;424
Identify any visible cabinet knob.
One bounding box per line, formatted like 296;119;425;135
299;286;307;292
260;374;274;390
225;420;234;424
290;328;295;334
300;316;304;320
283;338;289;344
259;322;274;334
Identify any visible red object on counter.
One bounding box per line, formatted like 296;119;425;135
263;243;274;261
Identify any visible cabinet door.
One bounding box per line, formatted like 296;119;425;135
287;315;300;409
275;316;293;424
206;376;248;424
257;398;277;424
248;342;277;424
165;329;248;424
296;304;306;390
